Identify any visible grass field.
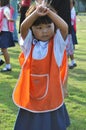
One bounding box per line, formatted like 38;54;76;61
0;15;86;130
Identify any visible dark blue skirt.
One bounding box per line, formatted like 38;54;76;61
14;104;70;130
0;31;15;48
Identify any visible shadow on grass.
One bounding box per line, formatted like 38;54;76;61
0;81;18;114
69;68;86;81
0;46;21;114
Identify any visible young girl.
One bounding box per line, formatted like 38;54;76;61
0;0;15;72
68;0;77;69
13;1;70;130
70;0;78;46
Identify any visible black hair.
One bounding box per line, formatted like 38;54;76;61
70;0;75;6
26;3;57;26
73;0;75;6
0;0;10;7
25;3;57;34
32;15;53;26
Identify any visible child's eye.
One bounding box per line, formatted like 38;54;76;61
47;25;51;28
48;25;51;27
36;26;42;29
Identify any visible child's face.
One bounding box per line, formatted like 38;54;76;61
32;23;55;41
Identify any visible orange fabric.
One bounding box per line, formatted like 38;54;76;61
60;50;68;85
13;39;67;112
19;52;25;67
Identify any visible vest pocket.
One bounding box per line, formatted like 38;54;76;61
30;74;49;100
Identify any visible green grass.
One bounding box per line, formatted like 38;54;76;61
0;15;86;130
0;44;20;130
67;15;86;130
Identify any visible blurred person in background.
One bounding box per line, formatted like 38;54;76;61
68;0;78;69
19;0;31;33
0;0;15;72
10;0;19;43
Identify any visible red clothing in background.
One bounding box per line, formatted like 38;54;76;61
21;0;30;7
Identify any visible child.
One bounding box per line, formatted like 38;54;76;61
10;0;19;42
70;0;78;46
0;0;15;72
13;1;70;130
68;0;77;69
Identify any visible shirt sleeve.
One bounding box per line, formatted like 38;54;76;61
71;7;76;25
19;30;33;58
4;7;10;19
54;29;67;67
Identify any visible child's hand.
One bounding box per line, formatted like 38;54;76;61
36;5;49;16
8;18;14;22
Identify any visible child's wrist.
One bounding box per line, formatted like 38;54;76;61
33;9;40;17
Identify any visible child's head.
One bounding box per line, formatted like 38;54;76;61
70;0;75;9
32;15;53;26
0;0;10;7
26;4;57;41
32;22;55;41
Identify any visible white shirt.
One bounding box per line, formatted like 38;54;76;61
19;29;66;67
71;7;76;25
0;6;10;31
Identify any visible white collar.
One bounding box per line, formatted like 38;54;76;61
33;39;49;48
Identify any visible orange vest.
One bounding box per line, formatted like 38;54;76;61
13;39;68;113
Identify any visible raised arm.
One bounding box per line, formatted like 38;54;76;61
20;5;49;39
47;9;68;40
21;5;68;40
20;10;39;39
4;7;14;22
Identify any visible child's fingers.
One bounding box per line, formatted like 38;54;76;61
37;6;48;16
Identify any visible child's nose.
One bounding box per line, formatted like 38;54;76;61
42;28;48;33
